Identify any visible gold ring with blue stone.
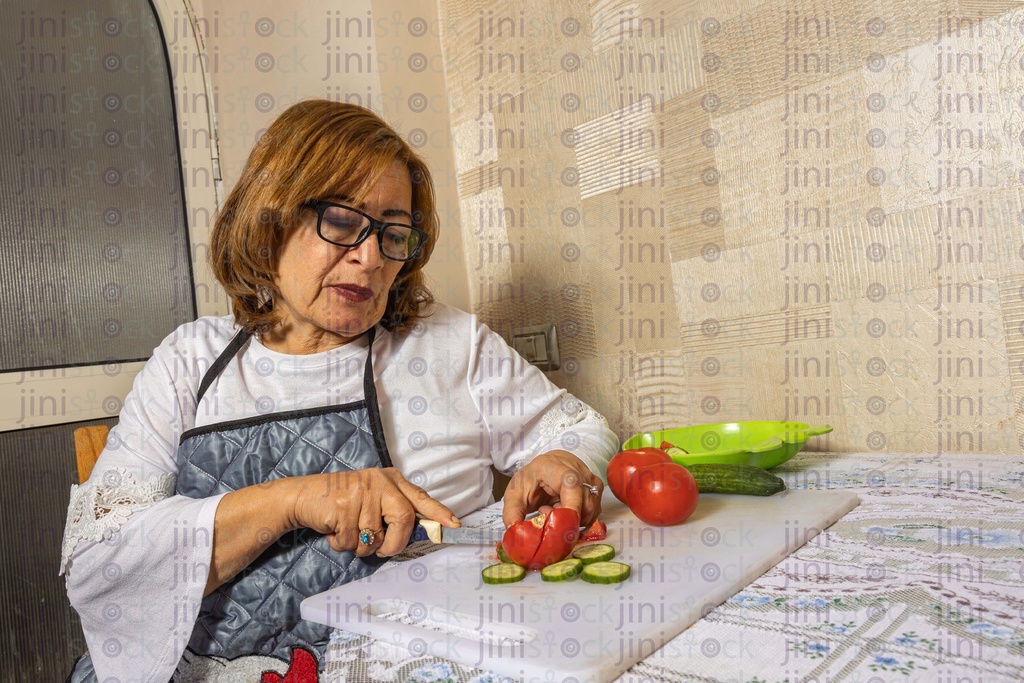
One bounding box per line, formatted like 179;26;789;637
359;528;377;545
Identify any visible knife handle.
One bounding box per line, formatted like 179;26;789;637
378;522;432;544
409;524;430;543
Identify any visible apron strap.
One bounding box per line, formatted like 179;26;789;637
196;328;252;405
195;324;393;468
362;326;393;468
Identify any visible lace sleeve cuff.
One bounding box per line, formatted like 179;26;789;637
514;394;610;471
60;467;176;575
539;394;609;441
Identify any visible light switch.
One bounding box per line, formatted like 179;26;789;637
510;324;559;370
513;333;546;362
512;334;535;360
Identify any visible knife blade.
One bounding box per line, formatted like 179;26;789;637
410;519;504;545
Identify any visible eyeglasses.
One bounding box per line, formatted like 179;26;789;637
307;201;429;262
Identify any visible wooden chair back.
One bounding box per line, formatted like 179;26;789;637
73;425;109;484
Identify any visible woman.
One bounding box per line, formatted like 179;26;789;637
61;100;618;681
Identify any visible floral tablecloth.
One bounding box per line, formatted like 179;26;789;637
324;452;1024;682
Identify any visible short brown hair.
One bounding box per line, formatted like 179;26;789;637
210;100;437;336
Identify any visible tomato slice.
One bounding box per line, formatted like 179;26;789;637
580;519;607;542
660;441;676;450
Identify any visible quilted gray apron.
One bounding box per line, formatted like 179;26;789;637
69;326;391;680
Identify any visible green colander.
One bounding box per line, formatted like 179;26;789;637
621;421;833;469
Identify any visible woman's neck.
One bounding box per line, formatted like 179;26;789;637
259;323;364;355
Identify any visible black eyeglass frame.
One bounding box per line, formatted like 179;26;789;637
306;200;429;263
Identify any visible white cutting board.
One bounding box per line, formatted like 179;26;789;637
302;489;859;683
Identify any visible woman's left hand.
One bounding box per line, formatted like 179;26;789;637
502;450;603;528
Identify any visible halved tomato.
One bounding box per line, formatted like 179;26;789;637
501;514;545;566
501;508;581;569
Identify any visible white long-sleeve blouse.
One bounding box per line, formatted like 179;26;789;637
61;303;619;682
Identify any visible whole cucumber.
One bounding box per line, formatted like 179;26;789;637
684;463;786;496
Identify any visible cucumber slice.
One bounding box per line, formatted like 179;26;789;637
572;543;615;564
482;562;526;584
581;561;631;584
540;558;583;582
496;543;513;564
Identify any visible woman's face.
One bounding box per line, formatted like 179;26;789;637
270;160;411;353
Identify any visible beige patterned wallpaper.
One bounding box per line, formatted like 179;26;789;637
439;0;1024;456
187;0;470;312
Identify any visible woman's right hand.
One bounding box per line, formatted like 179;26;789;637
286;468;459;557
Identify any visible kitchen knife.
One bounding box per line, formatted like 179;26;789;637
410;519;504;545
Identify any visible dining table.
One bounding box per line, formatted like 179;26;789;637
322;450;1024;682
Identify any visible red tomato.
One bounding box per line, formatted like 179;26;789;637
500;508;581;569
527;508;581;569
501;514;545;566
606;448;672;503
625;462;699;526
